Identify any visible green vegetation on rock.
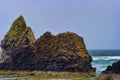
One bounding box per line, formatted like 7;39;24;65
1;15;36;61
0;16;95;78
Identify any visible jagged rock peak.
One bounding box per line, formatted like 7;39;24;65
42;31;54;37
1;15;36;61
10;15;26;31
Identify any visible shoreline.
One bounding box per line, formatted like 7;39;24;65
0;70;95;79
95;73;120;80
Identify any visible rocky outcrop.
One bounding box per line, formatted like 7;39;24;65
102;60;120;74
0;43;34;70
33;31;95;72
95;60;120;80
0;16;36;61
0;16;95;74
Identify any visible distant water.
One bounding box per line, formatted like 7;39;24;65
89;50;120;75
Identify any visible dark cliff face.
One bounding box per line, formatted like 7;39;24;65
0;16;95;73
0;16;36;61
33;31;95;72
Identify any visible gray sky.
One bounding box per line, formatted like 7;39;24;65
0;0;120;50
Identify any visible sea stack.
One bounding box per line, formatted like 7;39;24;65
0;16;95;75
0;16;36;61
33;31;95;72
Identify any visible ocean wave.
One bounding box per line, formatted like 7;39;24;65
92;56;120;61
92;56;120;75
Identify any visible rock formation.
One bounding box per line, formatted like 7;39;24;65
97;60;120;80
0;16;95;73
33;31;95;72
1;16;36;61
102;60;120;74
0;44;34;70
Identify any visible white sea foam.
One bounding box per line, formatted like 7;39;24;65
92;56;120;61
92;56;120;75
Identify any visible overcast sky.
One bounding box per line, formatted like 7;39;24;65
0;0;120;50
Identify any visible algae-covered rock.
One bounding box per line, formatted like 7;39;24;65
33;32;95;72
1;16;36;61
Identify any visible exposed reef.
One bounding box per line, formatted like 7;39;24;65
0;16;95;76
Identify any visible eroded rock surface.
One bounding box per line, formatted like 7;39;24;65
33;31;95;72
0;16;95;73
1;16;36;61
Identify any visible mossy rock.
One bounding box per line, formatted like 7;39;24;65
1;16;36;61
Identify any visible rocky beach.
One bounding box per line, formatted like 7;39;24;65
1;0;120;79
0;16;120;80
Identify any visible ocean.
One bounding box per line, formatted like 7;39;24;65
0;50;120;76
89;50;120;75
